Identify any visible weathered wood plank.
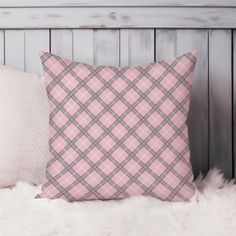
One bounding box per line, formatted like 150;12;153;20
0;31;4;65
120;29;154;66
5;30;50;74
94;29;119;66
72;29;94;64
156;30;177;60
5;30;25;71
0;8;236;28
119;30;129;67
0;0;236;7
51;30;73;59
234;30;236;178
155;30;209;177
176;30;209;177
24;30;50;75
209;30;232;179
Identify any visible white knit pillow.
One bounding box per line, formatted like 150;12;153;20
0;66;49;187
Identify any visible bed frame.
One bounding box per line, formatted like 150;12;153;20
1;0;236;179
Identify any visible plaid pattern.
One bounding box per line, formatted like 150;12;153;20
37;51;197;202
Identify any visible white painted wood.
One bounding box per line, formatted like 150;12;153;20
209;30;232;178
51;30;73;59
176;30;209;176
0;0;236;7
120;29;154;66
24;30;49;75
156;30;177;60
155;30;209;176
5;30;49;74
119;30;129;67
0;7;236;29
0;31;4;65
73;29;94;64
5;30;25;71
233;30;236;177
94;30;119;66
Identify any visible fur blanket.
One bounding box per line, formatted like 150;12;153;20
0;169;236;236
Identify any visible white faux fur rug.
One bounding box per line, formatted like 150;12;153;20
0;169;236;236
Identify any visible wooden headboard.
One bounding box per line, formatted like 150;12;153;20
1;0;236;178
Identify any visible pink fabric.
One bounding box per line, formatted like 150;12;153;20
37;51;197;202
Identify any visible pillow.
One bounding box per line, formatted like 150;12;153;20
0;66;49;187
37;51;197;202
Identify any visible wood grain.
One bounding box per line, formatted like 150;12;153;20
155;30;209;177
209;30;232;178
156;30;177;60
234;30;236;178
0;7;236;28
24;30;49;75
0;31;4;65
94;29;119;66
5;30;49;74
51;30;73;59
176;30;209;177
120;29;155;66
5;30;25;71
73;29;94;64
0;0;236;7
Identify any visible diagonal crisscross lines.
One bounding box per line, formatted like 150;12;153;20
38;51;197;202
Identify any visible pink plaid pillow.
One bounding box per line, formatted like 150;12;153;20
37;51;197;202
